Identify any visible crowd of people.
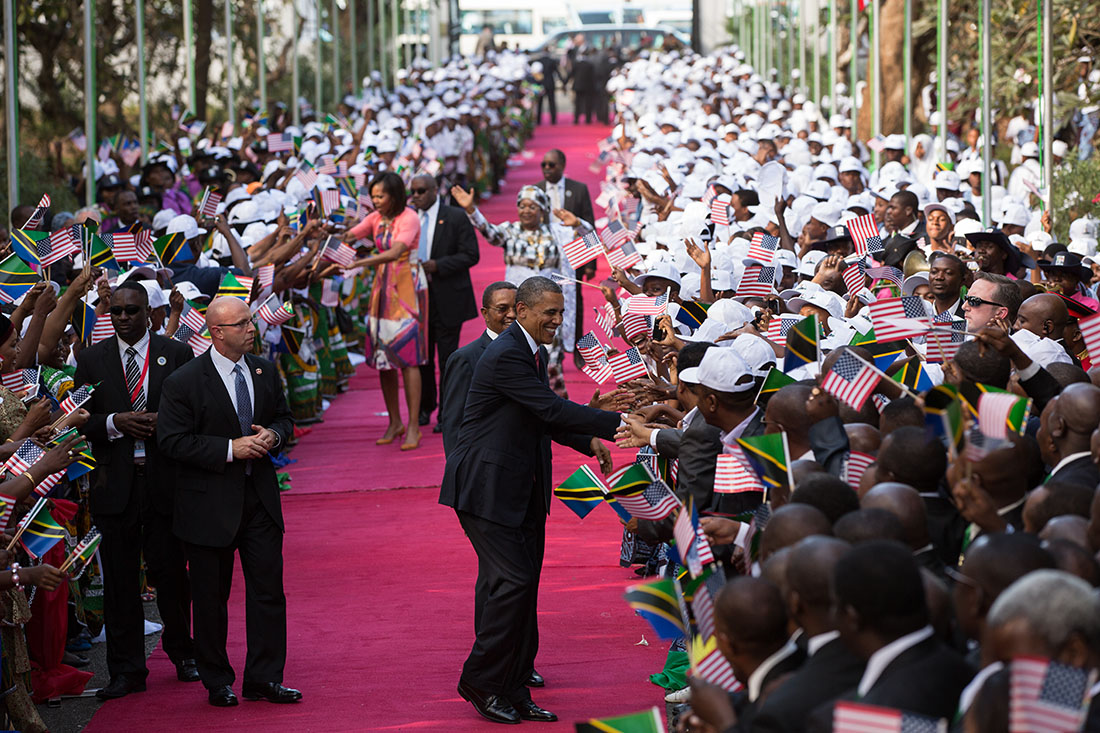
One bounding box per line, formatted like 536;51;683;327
0;51;540;728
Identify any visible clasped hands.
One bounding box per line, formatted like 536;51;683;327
232;425;279;460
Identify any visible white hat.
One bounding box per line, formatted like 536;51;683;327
138;280;169;310
901;272;929;297
1018;142;1040;159
174;280;209;301
152;209;177;233
924;202;956;225
797;250;828;278
883;134;907;150
787;289;846;319
838;156;864;175
678;348;755;393
998;203;1031;228
730;334;777;377
933;170;961;190
1010;328;1073;367
707;298;755;329
166;214;207;240
634;261;682;288
810;202;843;228
1052;140;1069;158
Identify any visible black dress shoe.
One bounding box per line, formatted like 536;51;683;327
175;658;200;682
514;699;558;722
457;680;521;724
242;682;303;703
208;685;238;707
96;676;146;700
432;423;443;433
418;411;431;426
525;669;545;687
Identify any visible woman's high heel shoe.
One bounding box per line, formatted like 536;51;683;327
400;431;421;451
376;426;406;445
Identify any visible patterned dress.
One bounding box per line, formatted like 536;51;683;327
348;207;428;370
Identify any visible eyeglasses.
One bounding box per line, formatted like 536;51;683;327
214;317;256;329
963;295;1005;309
540;161;558;168
109;305;143;316
409;188;431;194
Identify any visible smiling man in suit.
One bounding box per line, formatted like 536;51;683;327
408;173;480;432
440;276;620;725
75;280;198;699
157;296;298;708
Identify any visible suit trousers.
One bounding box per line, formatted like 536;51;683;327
419;314;464;418
185;477;287;689
456;484;545;702
536;89;557;124
96;465;194;680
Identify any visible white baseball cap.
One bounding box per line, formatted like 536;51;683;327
166;214;208;240
678;348;756;392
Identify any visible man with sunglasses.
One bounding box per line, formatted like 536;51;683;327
963;272;1022;332
74;280;199;699
408;174;480;432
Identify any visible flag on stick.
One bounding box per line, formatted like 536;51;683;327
59;528;102;576
746;232;780;265
0;253;41;302
623;579;686;640
736;433;792;493
562;231;603;269
832;701;947;733
846;213;884;256
868;296;932;341
821;350;881;411
714;450;766;494
19;503;67;559
608;347;649;383
255;295;295;326
1008;657;1094;733
59;384;95;415
554;465;609;519
624;292;668;316
673;498;715;577
199;187;223;217
153;232;189;266
783;314;819;372
574;707;665;733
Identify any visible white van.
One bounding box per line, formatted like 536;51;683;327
458;0;580;56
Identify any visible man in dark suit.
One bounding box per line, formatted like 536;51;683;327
408;174;481;430
439;281;516;454
566;48;597;124
75;281;199;699
533;51;562;124
157;296;298;708
880;190;926;269
1037;383;1100;487
439;276;620;725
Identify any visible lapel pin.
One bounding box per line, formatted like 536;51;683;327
156;356;167;366
255;367;262;375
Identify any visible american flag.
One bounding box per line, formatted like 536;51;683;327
19;367;39;400
101;233;141;263
702;184;718;207
357;190;374;218
22;194;51;230
624;292;668;316
963;426;1005;462
615;478;680;521
320;236;356;268
256;295;295;326
694;644;741;692
843;258;868;295
609;347;648;382
978;392;1023;440
581;362;613;384
316;154;337;175
673;501;714;576
256;264;275;288
868;296;931;340
45;228;80;266
1078;312;1100;361
318;189;340;215
179;304;207;334
0;372;21;391
737;265;777;297
59;384;95;415
605;240;642;270
173;323;212;356
619;312;650;341
865;264;904;289
714;450;766;493
747;232;780;265
594;305;616;337
90;317;115;344
690;572;725;641
199;187;223;217
561;231;603;269
267;132;294;153
0;492;15;530
576;331;607;369
822;350;881;411
4;440;45;475
602;219;631;249
843;451;876;489
709;195;732;226
833;701;946;733
1009;657;1092;733
924;320;966;363
767;314;804;343
847;213;885;256
295;163;318;190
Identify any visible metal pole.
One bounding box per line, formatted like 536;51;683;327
4;0;18;209
84;0;96;207
184;0;196;111
829;0;836;112
392;0;401;75
333;0;341;104
404;0;411;67
368;0;377;87
314;0;322;114
350;0;358;88
379;0;388;89
137;0;148;159
1042;0;1052;211
225;0;235;126
787;5;795;90
980;0;991;226
258;0;267;112
903;0;910;145
937;0;946;155
292;6;301;125
799;0;806;94
849;0;857;142
871;0;880;170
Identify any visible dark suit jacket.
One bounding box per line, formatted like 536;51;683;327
536;178;596;227
439;330;492;454
727;646;807;732
568;58;597;93
747;637;866;733
157;350;294;547
535;55;562;91
881;222;927;269
75;334;195;516
1020;364;1062;415
1048;455;1100;488
426;203;479;328
439;322;620;527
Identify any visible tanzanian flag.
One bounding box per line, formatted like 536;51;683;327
20;506;66;559
216;272;250;301
849;328;906;371
924;384;965;454
675;300;711;330
554;465;608;519
10;229;49;267
153;232;189;266
63;529;101;575
736;432;792;493
783;314;818;372
892;360;934;392
71;301;97;344
0;252;40;302
574;707;665;733
609;462;654;494
623;578;685;640
87;234;120;270
277;325;305;354
756;367;795;404
51;428;95;480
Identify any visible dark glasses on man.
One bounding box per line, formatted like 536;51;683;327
963;295;1004;309
109;305;143;316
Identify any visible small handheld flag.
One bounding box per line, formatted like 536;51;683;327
746;232;780;265
618;312;650;342
562;231;602;269
737;264;777;298
736;432;792;494
59;384;95;415
868;296;932;341
255;295;295;327
0;252;41;302
608;347;649;383
153;232;189;266
574;707;664;733
714;450;766;494
554;465;608;519
832;701;946;733
673;498;715;577
846;212;884;256
216;272;251;301
199;187;223;217
783;314;819;372
18;500;67;559
60;528;102;576
624;292;668;316
623;579;686;640
320;236;357;268
821;350;881;411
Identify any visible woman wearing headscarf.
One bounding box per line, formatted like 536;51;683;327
450;184;594;396
908;133;937;190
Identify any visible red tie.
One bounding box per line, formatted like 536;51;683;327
534;350;541;372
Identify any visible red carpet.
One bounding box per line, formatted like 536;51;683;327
84;120;666;732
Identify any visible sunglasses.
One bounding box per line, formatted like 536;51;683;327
409;187;431;194
541;162;558;168
109;305;143;316
963;295;1005;309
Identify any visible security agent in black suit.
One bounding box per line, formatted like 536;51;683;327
1037;382;1100;488
533;52;562;124
880;191;926;269
408;174;481;430
439;276;621;725
565;48;597;124
439;281;516;455
74;281;199;699
157;296;299;708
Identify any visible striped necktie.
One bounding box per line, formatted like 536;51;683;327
125;346;146;411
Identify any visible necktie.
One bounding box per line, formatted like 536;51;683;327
418;211;430;262
548;185;562;222
125;346;146;412
233;364;253;434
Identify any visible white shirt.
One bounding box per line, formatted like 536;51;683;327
106;331;151;441
747;641;799;702
1049;451;1093;479
486;328;500;340
546;178;566;222
516;322;540;355
648;406;700;449
858;625;934;696
209;346;255;463
957;661;1004;715
417;196;441;263
807;630;841;657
